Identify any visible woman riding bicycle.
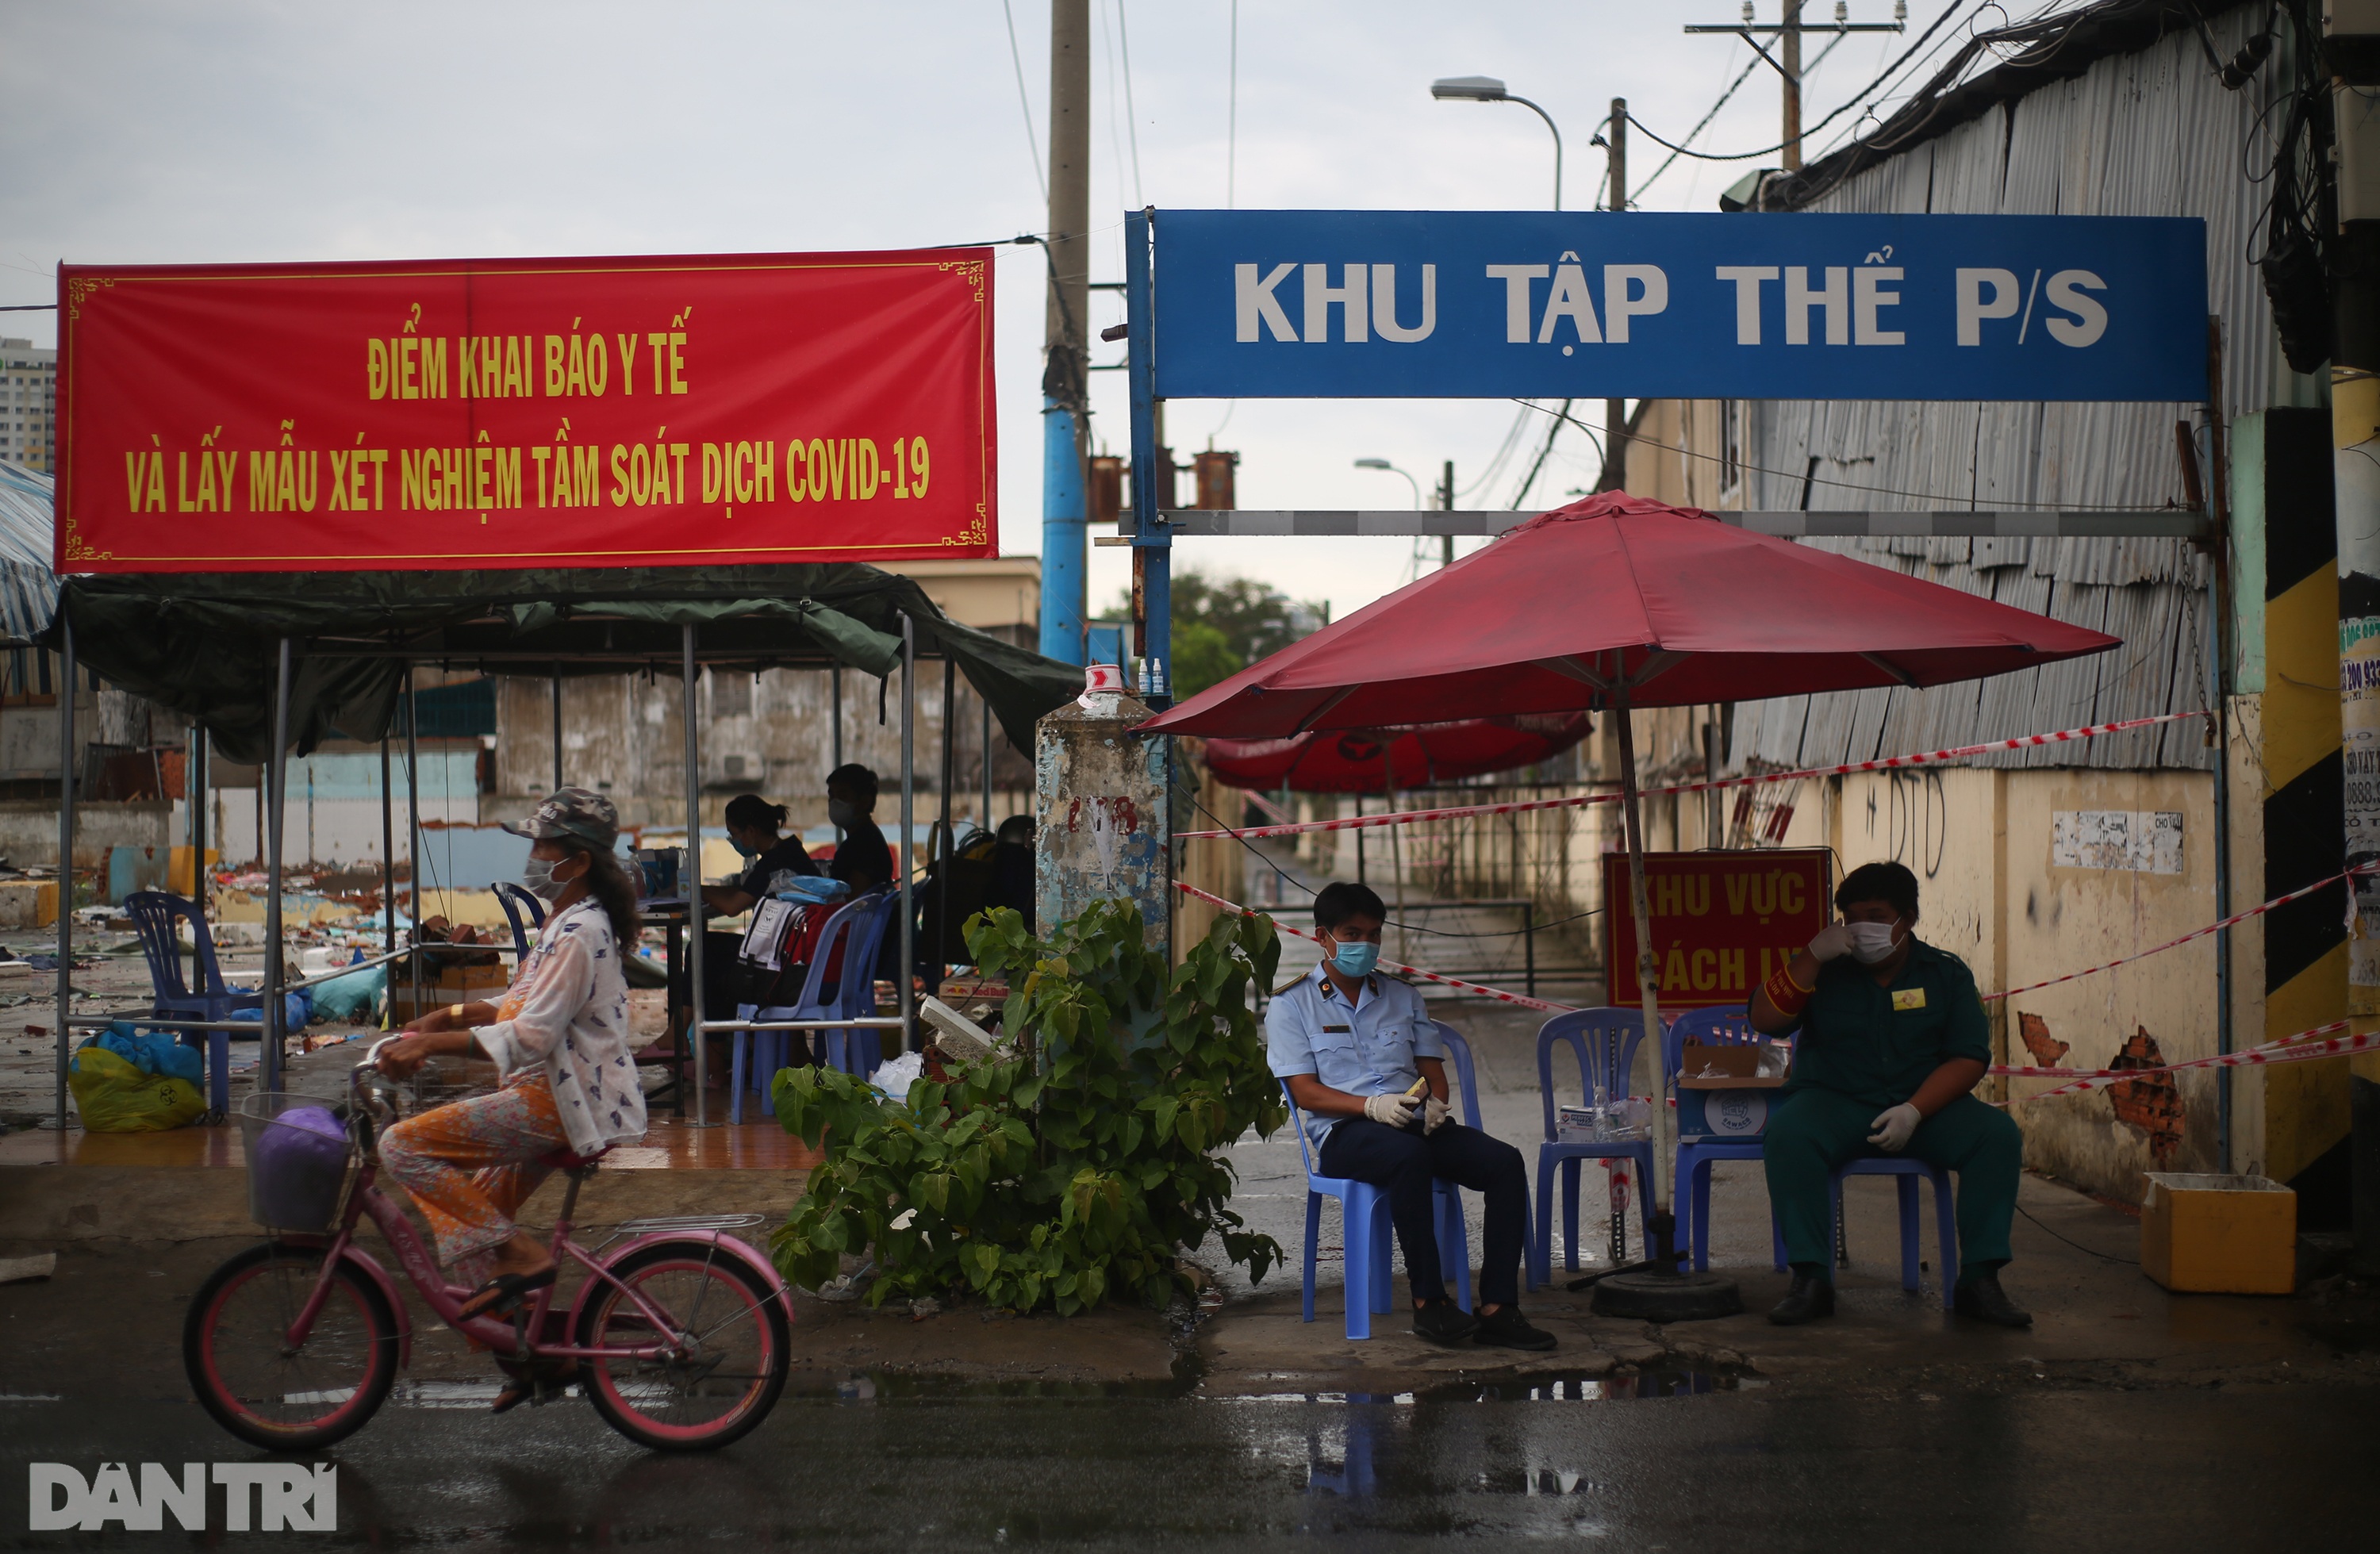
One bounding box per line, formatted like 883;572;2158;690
374;787;647;1325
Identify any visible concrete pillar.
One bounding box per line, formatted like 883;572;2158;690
1035;664;1169;954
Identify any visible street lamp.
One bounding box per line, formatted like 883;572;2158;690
1353;457;1422;508
1431;75;1563;210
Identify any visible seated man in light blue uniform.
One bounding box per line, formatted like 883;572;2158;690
1268;881;1552;1350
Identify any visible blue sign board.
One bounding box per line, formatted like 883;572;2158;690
1149;210;2208;402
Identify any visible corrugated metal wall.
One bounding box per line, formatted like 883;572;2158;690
1732;7;2278;775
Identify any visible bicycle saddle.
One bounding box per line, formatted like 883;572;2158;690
538;1144;612;1172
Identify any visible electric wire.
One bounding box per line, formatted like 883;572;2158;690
1115;0;1146;209
1187;789;1602;938
2015;1201;2137;1264
1626;50;1766;205
1226;0;1239;207
1508;397;1575;509
1514;398;2196;512
999;0;1047;205
1627;1;1977;164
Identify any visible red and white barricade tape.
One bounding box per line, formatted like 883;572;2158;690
1173;881;1575;1013
1995;1021;2374;1099
1983;863;2375;1003
1177;711;2212;842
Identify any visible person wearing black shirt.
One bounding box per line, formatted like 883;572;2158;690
825;764;894;891
678;795;820;1080
704;795;820;916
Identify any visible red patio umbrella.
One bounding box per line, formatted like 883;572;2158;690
1204;713;1591;793
1146;493;2120;1307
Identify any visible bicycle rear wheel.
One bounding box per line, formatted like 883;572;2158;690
184;1242;399;1450
575;1241;789;1451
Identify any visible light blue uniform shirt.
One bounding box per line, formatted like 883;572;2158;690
1266;963;1441;1149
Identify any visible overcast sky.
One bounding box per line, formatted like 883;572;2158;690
1;1;1981;622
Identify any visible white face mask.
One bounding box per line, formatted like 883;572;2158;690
827;799;860;828
1846;919;1903;964
522;854;580;904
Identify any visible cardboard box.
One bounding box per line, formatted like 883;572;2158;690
1675;1038;1788;1087
387;962;510;1026
2140;1172;2296;1295
1676;1039;1788;1142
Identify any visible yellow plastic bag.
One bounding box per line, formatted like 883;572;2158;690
67;1044;207;1132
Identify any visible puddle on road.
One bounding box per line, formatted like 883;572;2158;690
782;1366;1737;1407
1214;1368;1737;1406
783;1369;1200;1403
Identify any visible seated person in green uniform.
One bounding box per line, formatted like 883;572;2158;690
1749;860;2030;1329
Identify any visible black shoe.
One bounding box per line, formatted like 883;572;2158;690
1768;1269;1836;1326
1953;1272;2033;1327
1471;1305;1558;1351
1412;1299;1481;1346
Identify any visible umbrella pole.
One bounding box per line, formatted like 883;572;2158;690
1610;685;1672;1265
1592;679;1742;1322
1384;750;1407;965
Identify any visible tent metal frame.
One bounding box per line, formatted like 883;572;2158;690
50;605;1000;1132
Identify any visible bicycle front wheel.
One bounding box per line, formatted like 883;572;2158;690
575;1241;789;1451
183;1242;399;1450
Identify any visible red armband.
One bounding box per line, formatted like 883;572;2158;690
1762;964;1813;1018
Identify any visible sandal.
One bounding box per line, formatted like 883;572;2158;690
490;1361;578;1414
456;1265;557;1322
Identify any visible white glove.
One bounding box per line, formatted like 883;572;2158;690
1806;923;1856;963
1363;1092;1420;1128
1422;1095;1450;1134
1868;1103;1921;1153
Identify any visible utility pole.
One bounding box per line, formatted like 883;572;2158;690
2337;13;2380;999
1441;459;1455;568
1038;0;1092;666
1684;5;1905;191
1601;99;1628;493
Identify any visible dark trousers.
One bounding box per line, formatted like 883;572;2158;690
1763;1088;2021;1278
1318;1118;1529;1307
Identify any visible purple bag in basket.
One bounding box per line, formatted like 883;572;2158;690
252;1105;348;1227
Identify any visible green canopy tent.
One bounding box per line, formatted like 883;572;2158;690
46;562;1082;1120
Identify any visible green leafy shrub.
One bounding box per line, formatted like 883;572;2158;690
769;900;1289;1314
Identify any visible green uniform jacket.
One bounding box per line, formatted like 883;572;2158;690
1782;937;1992;1110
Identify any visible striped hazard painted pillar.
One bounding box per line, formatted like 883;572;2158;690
2232;409;2347;1188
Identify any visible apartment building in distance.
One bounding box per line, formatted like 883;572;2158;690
0;340;55;474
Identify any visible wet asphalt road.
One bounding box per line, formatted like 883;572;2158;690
6;1376;2376;1548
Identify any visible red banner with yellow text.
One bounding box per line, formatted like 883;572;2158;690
1603;850;1833;1009
55;250;995;572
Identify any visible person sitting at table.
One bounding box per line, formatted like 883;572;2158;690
702;794;820;918
1749;860;2030;1328
1268;881;1554;1351
678;794;820;1084
825;763;895;892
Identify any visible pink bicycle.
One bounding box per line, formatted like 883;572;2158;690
182;1038;791;1452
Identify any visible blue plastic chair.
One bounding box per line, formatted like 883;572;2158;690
1668;1005;1790;1273
730;889;899;1122
1280;1080;1469;1341
491;881;546;964
1529;1007;1656;1291
1833;1156;1959;1308
122;891;257;1117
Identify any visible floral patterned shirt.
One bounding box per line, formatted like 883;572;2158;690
476;896;646;1157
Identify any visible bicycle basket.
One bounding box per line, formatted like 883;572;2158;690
237;1091;357;1233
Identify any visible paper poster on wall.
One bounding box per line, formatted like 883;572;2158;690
2050;810;2182;874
